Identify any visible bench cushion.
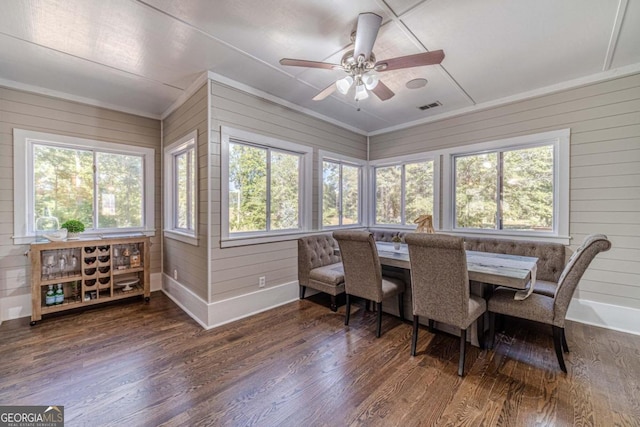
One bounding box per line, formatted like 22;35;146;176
531;279;558;297
309;263;345;286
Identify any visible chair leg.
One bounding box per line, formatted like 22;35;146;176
411;315;419;356
458;328;467;376
345;294;351;326
476;314;485;350
376;302;383;338
561;328;570;353
398;292;405;321
552;326;568;373
330;295;337;312
299;285;306;300
428;319;435;333
488;312;495;350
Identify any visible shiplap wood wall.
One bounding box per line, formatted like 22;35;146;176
0;86;162;304
370;73;640;311
162;83;209;301
208;81;366;302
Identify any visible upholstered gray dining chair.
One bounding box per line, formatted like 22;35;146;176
405;233;486;376
333;230;405;338
488;234;612;372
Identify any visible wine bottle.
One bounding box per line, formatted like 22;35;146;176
45;285;55;306
54;284;64;305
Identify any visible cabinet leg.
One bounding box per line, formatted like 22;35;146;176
30;320;37;326
145;296;150;302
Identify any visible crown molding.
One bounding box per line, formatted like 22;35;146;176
160;71;209;120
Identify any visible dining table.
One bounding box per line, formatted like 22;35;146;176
375;241;538;299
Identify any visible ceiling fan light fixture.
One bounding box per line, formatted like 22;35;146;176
355;84;369;101
336;76;353;95
363;74;379;90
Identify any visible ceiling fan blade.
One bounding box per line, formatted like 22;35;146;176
375;50;445;72
280;58;342;70
371;80;394;101
353;13;382;62
312;83;337;101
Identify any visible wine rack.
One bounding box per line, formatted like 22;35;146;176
29;236;150;325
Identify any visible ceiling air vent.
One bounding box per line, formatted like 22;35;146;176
418;101;442;111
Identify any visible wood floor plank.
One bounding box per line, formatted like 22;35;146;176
0;292;639;426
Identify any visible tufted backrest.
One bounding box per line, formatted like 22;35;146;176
405;233;470;328
297;234;342;285
333;230;384;302
369;229;408;243
553;234;611;326
463;237;565;282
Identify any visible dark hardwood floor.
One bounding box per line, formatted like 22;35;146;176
1;292;639;426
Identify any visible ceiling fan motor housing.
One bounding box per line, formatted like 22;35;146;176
341;50;376;76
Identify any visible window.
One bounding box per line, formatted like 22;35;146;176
320;151;365;228
228;143;301;232
221;127;312;246
443;129;570;241
13;129;155;244
371;156;438;227
164;130;198;245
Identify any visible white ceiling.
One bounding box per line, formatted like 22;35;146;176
1;0;639;134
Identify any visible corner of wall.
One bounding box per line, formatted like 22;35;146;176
161;273;299;330
162;274;209;328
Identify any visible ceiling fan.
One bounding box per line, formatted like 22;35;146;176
280;12;444;102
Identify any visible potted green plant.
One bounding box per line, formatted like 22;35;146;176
392;235;402;250
60;219;85;239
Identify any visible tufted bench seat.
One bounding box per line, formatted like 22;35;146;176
369;229;408;242
298;234;344;311
463;237;566;297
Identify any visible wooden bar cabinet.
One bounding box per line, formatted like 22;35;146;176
29;236;150;325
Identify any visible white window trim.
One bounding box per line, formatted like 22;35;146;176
318;150;368;230
369;152;441;230
13;129;155;245
164;130;199;246
220;126;312;248
441;128;570;244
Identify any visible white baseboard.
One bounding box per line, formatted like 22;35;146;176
207;281;299;329
567;298;640;336
4;276;637;338
160;274;299;329
150;272;162;292
0;293;31;322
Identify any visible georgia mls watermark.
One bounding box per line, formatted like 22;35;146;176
0;406;64;427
